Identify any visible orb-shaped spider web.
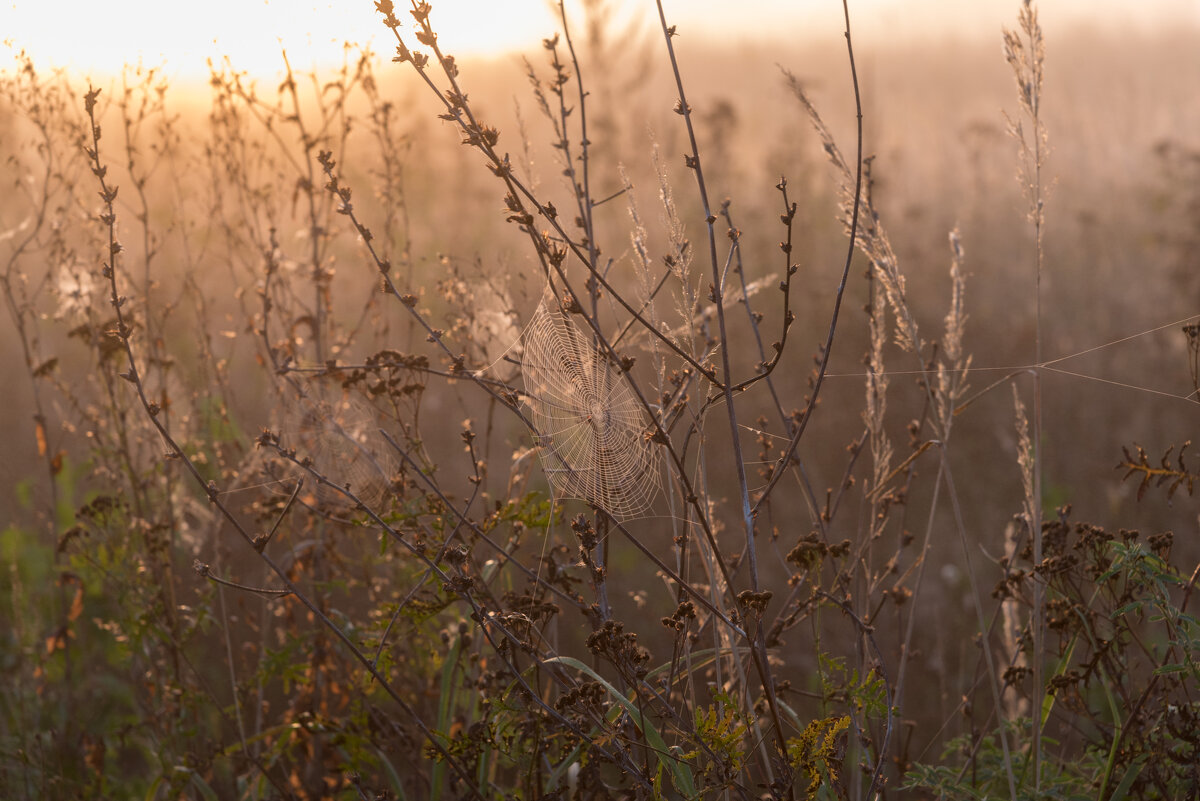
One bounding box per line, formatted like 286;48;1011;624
521;299;660;518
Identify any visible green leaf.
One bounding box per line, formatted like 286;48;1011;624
1106;755;1148;801
189;773;221;801
544;656;696;798
1153;663;1190;675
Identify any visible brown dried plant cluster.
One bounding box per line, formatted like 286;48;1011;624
0;1;1197;799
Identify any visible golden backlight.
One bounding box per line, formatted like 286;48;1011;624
2;0;1194;79
1;0;561;78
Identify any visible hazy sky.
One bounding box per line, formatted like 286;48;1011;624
3;0;1197;79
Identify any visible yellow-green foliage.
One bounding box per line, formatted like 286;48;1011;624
787;715;850;800
685;699;748;786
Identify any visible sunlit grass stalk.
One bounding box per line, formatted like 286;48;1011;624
1004;0;1047;789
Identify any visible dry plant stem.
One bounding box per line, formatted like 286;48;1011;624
555;2;598;288
195;562;291;596
793;29;1016;788
1005;1;1047;786
719;198;824;533
116;75;186;683
939;448;1019;798
892;457;942;711
226;50;360;365
1030;76;1047;801
214;580;249;759
280;51;328;364
750;0;864;519
875;349;1016;792
595;512;613;622
610;263;674;347
876;244;1016;789
81;87;490;801
652;5;756;570
721;193;801;397
720;200;784;424
652;6;795;788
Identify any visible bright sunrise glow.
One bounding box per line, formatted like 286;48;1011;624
3;0;1198;81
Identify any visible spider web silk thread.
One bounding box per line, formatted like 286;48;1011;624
521;299;660;519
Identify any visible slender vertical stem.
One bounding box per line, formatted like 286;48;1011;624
652;7;795;790
651;1;756;587
749;0;865;518
1026;4;1046;787
556;2;599;307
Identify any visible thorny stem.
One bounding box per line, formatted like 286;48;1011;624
556;3;599;297
650;2;755;586
719;196;824;535
653;2;793;789
750;0;865;521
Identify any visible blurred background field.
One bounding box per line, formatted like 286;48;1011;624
1;1;1197;796
4;17;1195;542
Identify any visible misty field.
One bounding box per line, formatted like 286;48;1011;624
1;1;1198;798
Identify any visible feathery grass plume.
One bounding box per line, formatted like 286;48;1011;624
1011;389;1037;583
936;229;971;434
788;72;919;356
864;248;893;536
1005;1;1049;788
790;39;1029;796
650;140;701;351
1004;0;1048;236
998;520;1031;721
619;160;668;390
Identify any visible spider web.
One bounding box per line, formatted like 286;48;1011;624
521;299;661;519
269;389;399;510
